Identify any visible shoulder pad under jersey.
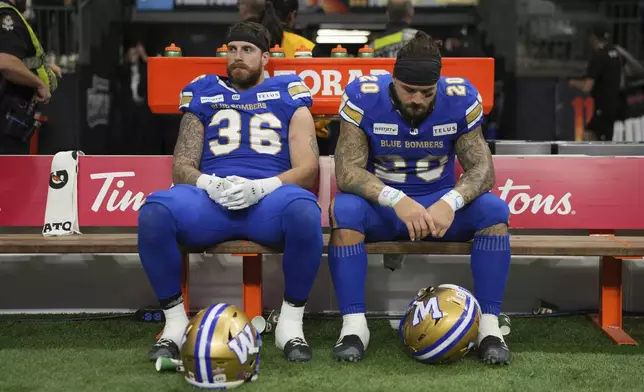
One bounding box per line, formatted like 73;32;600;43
339;73;391;128
270;74;313;109
441;77;484;133
178;74;223;122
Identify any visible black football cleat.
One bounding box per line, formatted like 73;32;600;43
148;338;180;361
333;335;365;362
283;337;312;362
478;335;511;365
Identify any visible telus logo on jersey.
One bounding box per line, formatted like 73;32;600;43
433;123;458;137
256;91;281;102
373;123;398;135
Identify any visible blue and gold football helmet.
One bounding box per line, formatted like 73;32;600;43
181;303;261;389
399;284;480;364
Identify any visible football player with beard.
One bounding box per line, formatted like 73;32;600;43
137;21;323;363
328;31;512;365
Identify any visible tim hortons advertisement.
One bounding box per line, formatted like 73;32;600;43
1;155;643;229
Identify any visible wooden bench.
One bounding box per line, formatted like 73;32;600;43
2;155;644;345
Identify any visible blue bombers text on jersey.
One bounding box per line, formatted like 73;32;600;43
339;74;484;196
179;74;312;180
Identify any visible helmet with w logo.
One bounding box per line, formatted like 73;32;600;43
181;303;261;389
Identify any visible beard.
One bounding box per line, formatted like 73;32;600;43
13;0;27;12
399;103;431;122
227;62;263;90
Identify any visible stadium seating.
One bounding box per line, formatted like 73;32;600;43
1;154;644;346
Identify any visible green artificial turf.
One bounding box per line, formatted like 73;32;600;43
1;315;644;392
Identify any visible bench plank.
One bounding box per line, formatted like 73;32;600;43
0;234;643;257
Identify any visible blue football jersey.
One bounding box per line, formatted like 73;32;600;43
339;74;484;196
179;74;313;180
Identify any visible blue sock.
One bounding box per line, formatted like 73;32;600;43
138;202;183;305
281;199;323;306
471;235;511;315
328;242;367;315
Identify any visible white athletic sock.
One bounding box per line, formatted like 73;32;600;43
477;314;504;346
339;313;370;350
275;300;305;350
160;303;190;347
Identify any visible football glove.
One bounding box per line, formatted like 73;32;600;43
196;174;232;205
220;175;282;210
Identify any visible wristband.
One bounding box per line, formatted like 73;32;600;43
378;186;406;207
260;176;283;195
196;174;213;190
440;189;465;212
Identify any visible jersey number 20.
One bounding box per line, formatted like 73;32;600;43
208;109;282;156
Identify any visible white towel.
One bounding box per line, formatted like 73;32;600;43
42;151;84;236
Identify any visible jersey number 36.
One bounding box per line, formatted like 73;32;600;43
208;109;282;156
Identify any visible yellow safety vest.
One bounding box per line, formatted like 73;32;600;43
281;31;315;58
0;2;58;93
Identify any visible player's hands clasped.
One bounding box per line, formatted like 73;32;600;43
221;175;277;210
196;174;232;205
393;196;437;241
426;199;455;238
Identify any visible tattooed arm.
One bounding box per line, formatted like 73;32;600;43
453;126;495;204
172;112;205;185
281;106;320;191
335;119;387;204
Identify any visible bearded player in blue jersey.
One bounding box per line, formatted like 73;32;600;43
329;31;511;365
137;21;322;363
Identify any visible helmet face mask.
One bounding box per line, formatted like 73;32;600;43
181;303;261;389
399;285;480;364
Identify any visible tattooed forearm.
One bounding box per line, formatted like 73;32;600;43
172;112;204;185
453;126;495;204
309;132;320;158
335;120;386;203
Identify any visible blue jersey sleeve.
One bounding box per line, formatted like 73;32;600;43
456;78;484;135
338;76;382;129
179;74;217;123
276;74;313;110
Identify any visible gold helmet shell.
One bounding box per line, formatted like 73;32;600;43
399;284;480;364
181;303;261;389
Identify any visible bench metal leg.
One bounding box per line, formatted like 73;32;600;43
589;256;637;345
241;254;263;319
181;252;190;315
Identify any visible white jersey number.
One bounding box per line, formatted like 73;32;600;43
208;109;282;156
374;155;448;183
445;77;467;97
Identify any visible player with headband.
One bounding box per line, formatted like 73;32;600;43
328;31;512;365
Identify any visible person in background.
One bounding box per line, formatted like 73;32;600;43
0;0;60;154
238;0;264;21
369;0;417;58
569;24;623;141
441;26;485;58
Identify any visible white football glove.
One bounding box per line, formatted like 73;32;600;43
220;175;282;210
196;174;233;205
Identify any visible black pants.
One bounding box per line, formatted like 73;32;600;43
0;119;30;154
587;111;617;141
